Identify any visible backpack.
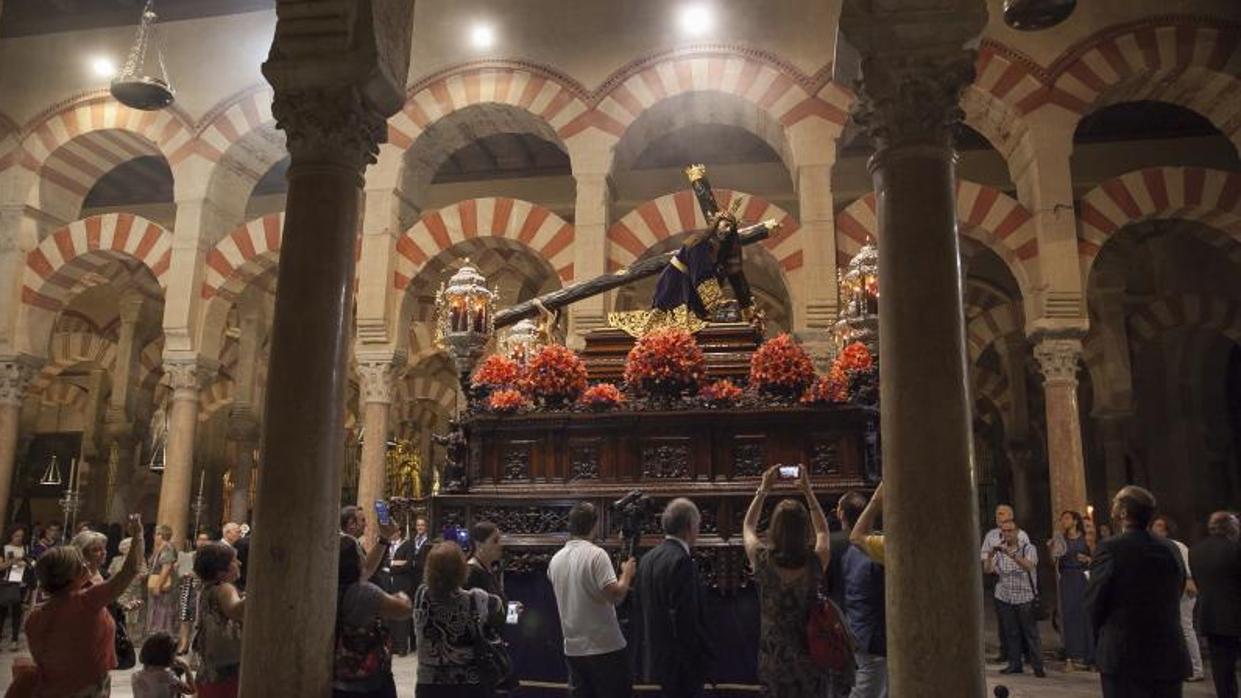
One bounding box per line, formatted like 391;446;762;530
806;594;855;672
334;587;392;683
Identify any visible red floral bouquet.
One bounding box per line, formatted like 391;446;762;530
699;379;744;406
487;388;530;414
471;354;521;391
750;333;816;397
623;329;707;397
836;342;874;373
581;383;625;411
801;365;848;405
520;343;589;404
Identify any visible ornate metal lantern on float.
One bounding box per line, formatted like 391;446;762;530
434;260;497;390
833;241;880;357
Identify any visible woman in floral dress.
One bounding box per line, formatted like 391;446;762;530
145;524;179;637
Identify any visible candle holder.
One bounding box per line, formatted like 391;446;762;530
190;492;206;540
435;260;496;393
58;485;82;536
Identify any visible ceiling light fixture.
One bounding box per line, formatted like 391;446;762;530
90;56;118;79
678;4;714;38
470;23;496;50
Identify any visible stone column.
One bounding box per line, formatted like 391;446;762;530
569;170;611;342
1034;335;1089;522
840;1;988;693
355;358;402;549
227;409;259;524
155;359;211;543
795;161;839;358
1093;410;1133;498
241;3;412;694
0;358;37;527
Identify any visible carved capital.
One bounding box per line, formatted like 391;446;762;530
163;359;215;403
356;360;404;405
0;357;41;407
852;51;977;151
271;86;388;170
1034;337;1083;386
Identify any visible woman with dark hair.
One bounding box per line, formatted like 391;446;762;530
23;514;145;697
1050;510;1093;671
333;535;412;698
464;521;509;631
0;526;30;650
414;541;503;697
743;465;843;697
190;542;244;698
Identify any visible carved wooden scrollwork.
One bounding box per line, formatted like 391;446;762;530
475;505;570;535
501;442;532;481
569;444;599;481
810;439;839;476
734;439;766;477
641;443;689;479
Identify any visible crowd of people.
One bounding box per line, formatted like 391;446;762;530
0;474;1236;698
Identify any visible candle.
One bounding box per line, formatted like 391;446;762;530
68;458;77;492
198;470;206;498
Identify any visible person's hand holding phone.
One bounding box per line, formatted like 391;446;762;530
760;465;780;493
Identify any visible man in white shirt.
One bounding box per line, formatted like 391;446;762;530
1151;515;1205;682
548;502;636;698
981;504;1031;664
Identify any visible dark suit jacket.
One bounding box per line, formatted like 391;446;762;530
636;539;712;684
233;536;250;591
1085;529;1191;681
390;539;419;596
1190;535;1241;637
825;530;851;610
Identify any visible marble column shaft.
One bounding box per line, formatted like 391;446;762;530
0;360;36;528
155;360;209;543
356;360;401;549
848;43;988;695
1035;337;1089;521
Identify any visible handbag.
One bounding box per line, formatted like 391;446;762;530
147;547;173;596
806;594;855;672
468;589;516;690
109;603;137;670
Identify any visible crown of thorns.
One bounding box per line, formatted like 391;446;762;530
708;197;744;224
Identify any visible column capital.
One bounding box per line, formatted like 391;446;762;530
270;87;388;170
852;50;978;153
1033;336;1084;386
356;358;405;405
163;358;217;402
0;356;42;406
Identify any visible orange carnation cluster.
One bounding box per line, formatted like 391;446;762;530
520;344;589;402
581;383;625;410
623;329;707;396
749;333;816;396
699;379;744;405
471;354;521;390
487;388;530;414
802;366;848;405
836;342;874;373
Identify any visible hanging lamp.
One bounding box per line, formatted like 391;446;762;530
110;0;176;111
39;455;63;487
1002;0;1076;31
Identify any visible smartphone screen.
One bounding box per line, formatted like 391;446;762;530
778;465;800;479
506;601;520;625
374;499;392;527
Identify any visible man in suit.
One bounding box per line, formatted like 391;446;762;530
1190;511;1241;698
391;516;431;652
1086;485;1191;698
637;497;712;697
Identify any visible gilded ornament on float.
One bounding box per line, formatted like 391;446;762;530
385;440;424;500
833;241;880;357
434;260;497;390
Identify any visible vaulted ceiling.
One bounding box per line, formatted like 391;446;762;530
1;0;273;37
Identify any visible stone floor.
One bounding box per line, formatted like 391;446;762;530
0;647;1226;697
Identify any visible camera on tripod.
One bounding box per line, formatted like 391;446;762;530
611;489;656;557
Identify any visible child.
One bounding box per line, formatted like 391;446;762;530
133;631;196;697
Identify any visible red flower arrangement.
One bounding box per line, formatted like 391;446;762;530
750;333;816;397
623;329;707;396
802;366;848;405
580;383;625;411
520;343;589;403
471;354;521;391
836;342;874;373
699;379;744;406
487;388;530;414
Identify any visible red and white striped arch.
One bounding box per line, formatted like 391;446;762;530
1076;167;1241;274
1051;22;1241;138
195;85;276;167
29;332;118;393
835;182;1037;295
965;303;1024;364
22;213;171;313
594;52;848;140
1127;294;1241;349
392;198;575;291
405;366;459;417
971;366;1011;418
606;189;802;274
201;213;285;303
389;67;588;149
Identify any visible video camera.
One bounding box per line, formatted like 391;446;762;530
611;489;656;558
